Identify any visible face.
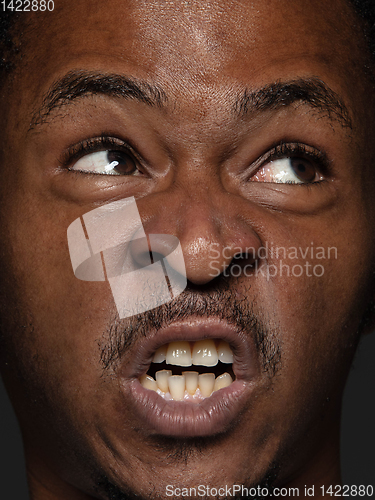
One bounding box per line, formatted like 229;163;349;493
0;0;374;498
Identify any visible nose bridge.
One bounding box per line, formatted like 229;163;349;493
141;178;261;285
178;189;228;252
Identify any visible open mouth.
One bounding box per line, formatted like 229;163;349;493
121;319;257;436
139;339;235;401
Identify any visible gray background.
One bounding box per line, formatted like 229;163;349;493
1;332;374;499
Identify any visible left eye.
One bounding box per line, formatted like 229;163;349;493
252;157;320;184
71;150;140;176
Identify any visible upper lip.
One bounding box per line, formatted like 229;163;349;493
118;316;259;382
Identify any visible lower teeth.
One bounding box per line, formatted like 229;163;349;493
139;371;233;400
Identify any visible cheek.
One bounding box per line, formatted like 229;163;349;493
0;197;128;482
247;231;371;400
0;184;118;398
225;237;371;479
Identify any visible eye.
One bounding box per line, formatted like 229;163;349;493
71;150;140;176
252;157;321;184
250;143;328;185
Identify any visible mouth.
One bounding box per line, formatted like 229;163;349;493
119;319;259;437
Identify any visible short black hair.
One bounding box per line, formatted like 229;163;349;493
1;1;375;86
0;11;21;81
350;0;375;59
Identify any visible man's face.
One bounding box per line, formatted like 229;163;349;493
0;0;374;498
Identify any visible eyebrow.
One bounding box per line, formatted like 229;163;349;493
30;70;168;128
234;77;352;129
30;70;352;130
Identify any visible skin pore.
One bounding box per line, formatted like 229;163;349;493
0;0;375;499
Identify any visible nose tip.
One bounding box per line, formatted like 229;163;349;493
181;235;260;285
182;237;225;285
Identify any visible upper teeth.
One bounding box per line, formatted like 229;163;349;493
166;341;192;367
153;339;234;367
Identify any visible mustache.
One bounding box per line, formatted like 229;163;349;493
99;283;281;376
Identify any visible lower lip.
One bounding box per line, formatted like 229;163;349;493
125;378;250;437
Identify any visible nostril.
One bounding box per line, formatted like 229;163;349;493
129;236;153;268
233;251;257;266
151;251;165;263
129;233;187;285
149;234;186;277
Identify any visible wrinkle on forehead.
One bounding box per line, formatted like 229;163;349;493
125;0;357;77
5;0;371;142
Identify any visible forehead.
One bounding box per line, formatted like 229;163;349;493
18;0;363;108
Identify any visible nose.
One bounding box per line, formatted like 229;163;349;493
139;189;262;285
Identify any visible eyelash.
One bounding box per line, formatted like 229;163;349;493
60;136;330;184
254;141;330;181
60;136;140;170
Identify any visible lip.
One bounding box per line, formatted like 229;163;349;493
118;317;260;437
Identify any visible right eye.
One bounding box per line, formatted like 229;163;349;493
71;150;141;176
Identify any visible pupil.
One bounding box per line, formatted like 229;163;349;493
107;151;137;175
291;158;316;182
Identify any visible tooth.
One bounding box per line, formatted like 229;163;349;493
153;344;167;363
166;341;192;366
192;340;218;367
182;371;199;395
155;370;172;393
139;374;158;391
168;375;186;401
217;341;234;364
214;372;233;392
198;373;215;397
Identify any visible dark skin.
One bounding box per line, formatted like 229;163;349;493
0;0;375;498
